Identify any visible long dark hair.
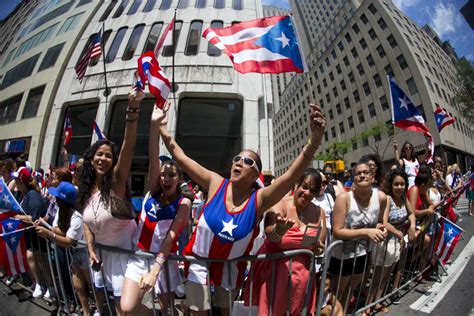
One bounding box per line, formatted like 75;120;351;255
360;153;384;186
152;160;184;197
295;168;322;193
400;141;416;161
384;168;409;202
77;140;118;212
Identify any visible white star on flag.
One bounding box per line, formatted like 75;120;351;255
10;236;16;243
447;228;453;236
2;195;10;205
399;95;410;111
275;32;290;48
6;222;13;230
220;218;238;237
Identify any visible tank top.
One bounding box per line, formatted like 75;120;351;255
403;158;419;188
388;197;408;230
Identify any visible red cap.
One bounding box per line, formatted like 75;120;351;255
13;167;32;185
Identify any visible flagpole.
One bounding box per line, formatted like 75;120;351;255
171;9;177;117
0;225;35;237
101;22;110;122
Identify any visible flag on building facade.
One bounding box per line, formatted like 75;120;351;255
75;31;102;81
434;107;456;132
389;77;434;161
93;121;106;140
202;15;305;74
137;51;171;109
434;216;462;265
0;178;23;221
0;218;28;276
63;113;73;145
154;17;175;56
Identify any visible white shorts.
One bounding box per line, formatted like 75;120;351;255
125;254;182;294
371;237;401;267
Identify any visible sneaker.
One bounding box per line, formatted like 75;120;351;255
392;293;401;305
5;275;17;286
44;288;56;299
32;284;44;298
93;311;101;316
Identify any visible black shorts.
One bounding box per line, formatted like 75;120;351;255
328;254;369;277
25;229;48;252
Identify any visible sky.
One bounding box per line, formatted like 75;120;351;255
262;0;473;61
1;0;472;59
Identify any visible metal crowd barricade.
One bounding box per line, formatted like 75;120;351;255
316;214;441;316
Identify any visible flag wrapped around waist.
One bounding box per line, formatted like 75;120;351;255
137;51;171;109
0;218;28;276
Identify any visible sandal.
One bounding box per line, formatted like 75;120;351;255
375;304;389;313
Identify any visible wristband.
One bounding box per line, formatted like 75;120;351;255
307;139;318;151
126;106;140;113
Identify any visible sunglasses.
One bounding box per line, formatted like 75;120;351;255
232;155;259;172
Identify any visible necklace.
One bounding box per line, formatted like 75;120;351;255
293;197;306;221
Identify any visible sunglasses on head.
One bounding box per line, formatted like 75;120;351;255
232;155;259;172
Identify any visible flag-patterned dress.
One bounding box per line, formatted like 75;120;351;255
184;179;260;290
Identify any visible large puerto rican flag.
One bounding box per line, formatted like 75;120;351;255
434;216;462;265
0;218;28;276
137;51;171;109
203;15;305;74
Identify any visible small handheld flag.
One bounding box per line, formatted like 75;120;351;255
434;217;462;265
137;51;171;109
93;121;106;140
203;16;305;74
75;31;102;81
63;113;73;145
434;107;456;132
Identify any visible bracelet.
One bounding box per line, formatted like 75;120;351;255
154;260;164;271
126;106;140;113
126;116;139;122
156;253;168;261
307;139;318;151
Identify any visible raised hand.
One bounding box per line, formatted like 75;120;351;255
128;82;145;108
151;101;170;125
274;215;295;236
308;104;326;147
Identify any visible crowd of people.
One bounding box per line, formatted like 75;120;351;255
0;87;473;316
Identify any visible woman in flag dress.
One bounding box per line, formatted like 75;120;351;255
156;102;326;315
78;88;143;316
120;106;191;315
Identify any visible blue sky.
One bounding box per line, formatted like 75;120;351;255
262;0;473;61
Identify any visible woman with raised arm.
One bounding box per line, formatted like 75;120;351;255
121;106;192;315
77;88;143;316
157;103;325;315
393;139;429;189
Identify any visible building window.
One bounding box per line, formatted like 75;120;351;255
348;116;354;128
331;50;337;59
100;1;118;21
352;23;360;33
368;3;377;14
336;64;341;74
376;44;386;58
337;41;344;51
176;98;243;177
326;93;331;103
377;18;387;29
348;72;355;83
112;0;129;18
340;79;346;90
90;30;112;66
353;89;360;102
207;21;223;56
358;110;365;123
366;54;375;67
368;103;376;117
373;74;382;88
214;0;225;9
385;64;394;77
339;122;345;134
122;24;145;60
368;28;377;40
162;21;183;56
359;38;367;49
22;85;45;119
177;0;189;8
143;23;163;53
345;33;352;43
1;54;40;89
233;0;242;10
57;12;84;34
0;94;22;124
360;13;368;24
336;103;342;115
387;34;397;48
406;77;418;95
426;76;434;92
160;0;172;10
143;0;156;12
127;0;142;14
363;82;371;96
331;127;336;138
333;87;338;97
344;97;350;109
343;56;349;66
329;71;334;81
30;2;74;31
397;54;408;69
184;21;203;56
15;23;59;59
380;95;389;110
357;63;365;76
195;0;206;8
39;42;65;71
106;27;128;63
323;78;327;88
351;48;358;58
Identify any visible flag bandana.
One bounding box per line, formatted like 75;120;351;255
0;178;23;221
434;107;456;132
93;121;106;140
203;16;305;74
137;51;171;109
0;218;28;276
434;217;462;265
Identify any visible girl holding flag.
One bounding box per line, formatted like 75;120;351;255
156;102;325;315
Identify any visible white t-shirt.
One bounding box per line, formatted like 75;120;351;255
312;193;334;231
53;210;85;246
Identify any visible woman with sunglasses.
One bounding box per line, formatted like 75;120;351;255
393;139;430;189
156;103;326;315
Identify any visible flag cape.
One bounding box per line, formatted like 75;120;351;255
0;178;23;221
0;218;28;276
434;217;462;265
434;107;456;132
203;15;305;74
137;51;171;108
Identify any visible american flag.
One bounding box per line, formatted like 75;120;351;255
75;32;102;81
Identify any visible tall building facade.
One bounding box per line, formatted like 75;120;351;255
0;0;101;165
273;0;473;176
25;0;271;195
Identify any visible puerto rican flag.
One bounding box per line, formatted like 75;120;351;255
93;121;106;140
0;218;28;276
154;17;175;56
434;107;456;132
389;77;434;162
203;16;305;74
0;178;23;221
137;51;171;109
63;113;73;145
434;216;462;265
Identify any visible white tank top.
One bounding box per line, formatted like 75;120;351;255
403;158;419;189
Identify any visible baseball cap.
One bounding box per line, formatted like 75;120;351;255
48;182;77;207
12;166;32;185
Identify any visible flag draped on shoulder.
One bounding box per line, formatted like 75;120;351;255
137;51;171;108
93;121;106;140
434;107;456;132
203;16;305;74
434;217;462;265
63;113;73;145
154;17;175;56
389;77;434;161
0;178;23;221
75;31;102;81
0;218;28;276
